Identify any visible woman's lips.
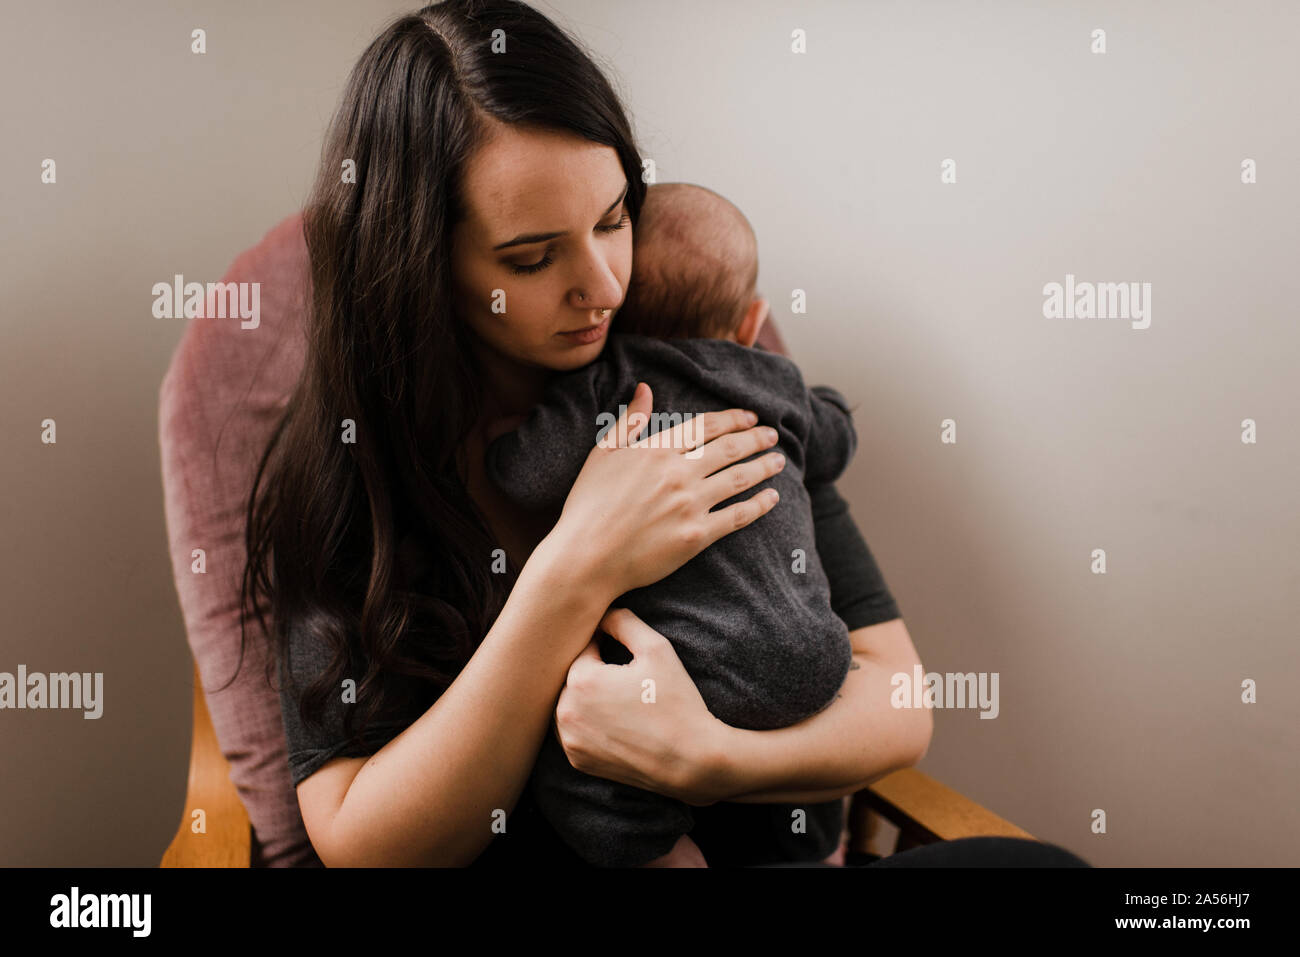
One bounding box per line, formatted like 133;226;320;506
557;315;610;344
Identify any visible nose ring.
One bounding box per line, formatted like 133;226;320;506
579;293;609;317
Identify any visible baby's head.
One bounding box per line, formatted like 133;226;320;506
614;183;770;345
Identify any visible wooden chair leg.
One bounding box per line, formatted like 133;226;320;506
848;793;881;855
160;659;251;867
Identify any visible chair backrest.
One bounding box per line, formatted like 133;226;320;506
158;212;791;866
159;213;317;866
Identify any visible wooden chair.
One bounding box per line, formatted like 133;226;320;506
162;661;1032;866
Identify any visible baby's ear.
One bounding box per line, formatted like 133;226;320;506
737;297;769;347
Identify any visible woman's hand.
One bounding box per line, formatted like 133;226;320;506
552;607;733;807
542;381;786;605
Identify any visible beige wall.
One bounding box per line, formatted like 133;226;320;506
1;0;1294;866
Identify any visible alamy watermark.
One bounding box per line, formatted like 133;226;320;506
0;666;103;719
891;665;999;719
1043;273;1151;330
596;406;707;458
152;274;260;329
50;887;150;937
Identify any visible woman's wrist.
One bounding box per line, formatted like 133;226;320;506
684;717;754;805
690;723;865;806
525;529;616;617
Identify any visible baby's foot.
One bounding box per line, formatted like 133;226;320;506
641;833;708;867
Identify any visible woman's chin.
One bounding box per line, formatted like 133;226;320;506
548;337;608;368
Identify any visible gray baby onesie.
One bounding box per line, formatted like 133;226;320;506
485;331;858;866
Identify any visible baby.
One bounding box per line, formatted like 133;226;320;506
486;182;858;867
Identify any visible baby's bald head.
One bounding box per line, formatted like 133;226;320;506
614;183;764;341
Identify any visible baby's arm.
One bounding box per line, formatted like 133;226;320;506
485;365;609;512
803;385;859;485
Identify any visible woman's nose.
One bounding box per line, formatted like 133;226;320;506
569;249;624;309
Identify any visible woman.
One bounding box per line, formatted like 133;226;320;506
239;0;1083;868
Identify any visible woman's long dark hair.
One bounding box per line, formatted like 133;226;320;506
230;0;647;753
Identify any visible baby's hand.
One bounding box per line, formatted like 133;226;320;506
641;833;708;868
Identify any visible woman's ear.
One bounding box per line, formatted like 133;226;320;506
735;297;770;347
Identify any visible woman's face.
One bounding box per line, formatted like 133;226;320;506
450;121;633;375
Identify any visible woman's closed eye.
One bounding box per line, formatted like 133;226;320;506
509;210;629;276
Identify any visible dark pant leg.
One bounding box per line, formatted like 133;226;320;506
757;836;1090;867
864;836;1090;867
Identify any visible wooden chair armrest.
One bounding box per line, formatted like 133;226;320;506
160;659;251;867
851;768;1034;850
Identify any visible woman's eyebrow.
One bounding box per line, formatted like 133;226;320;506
492;183;629;250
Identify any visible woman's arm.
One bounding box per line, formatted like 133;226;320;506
709;617;933;804
296;393;784;865
298;541;611;867
552;478;929;808
550;612;931;808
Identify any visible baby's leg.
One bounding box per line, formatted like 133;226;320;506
641;833;708;868
530;727;697;867
822;840;847;866
820;796;851;865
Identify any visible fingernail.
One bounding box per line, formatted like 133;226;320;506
745;411;758;425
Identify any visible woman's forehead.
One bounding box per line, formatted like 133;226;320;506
458;127;626;243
